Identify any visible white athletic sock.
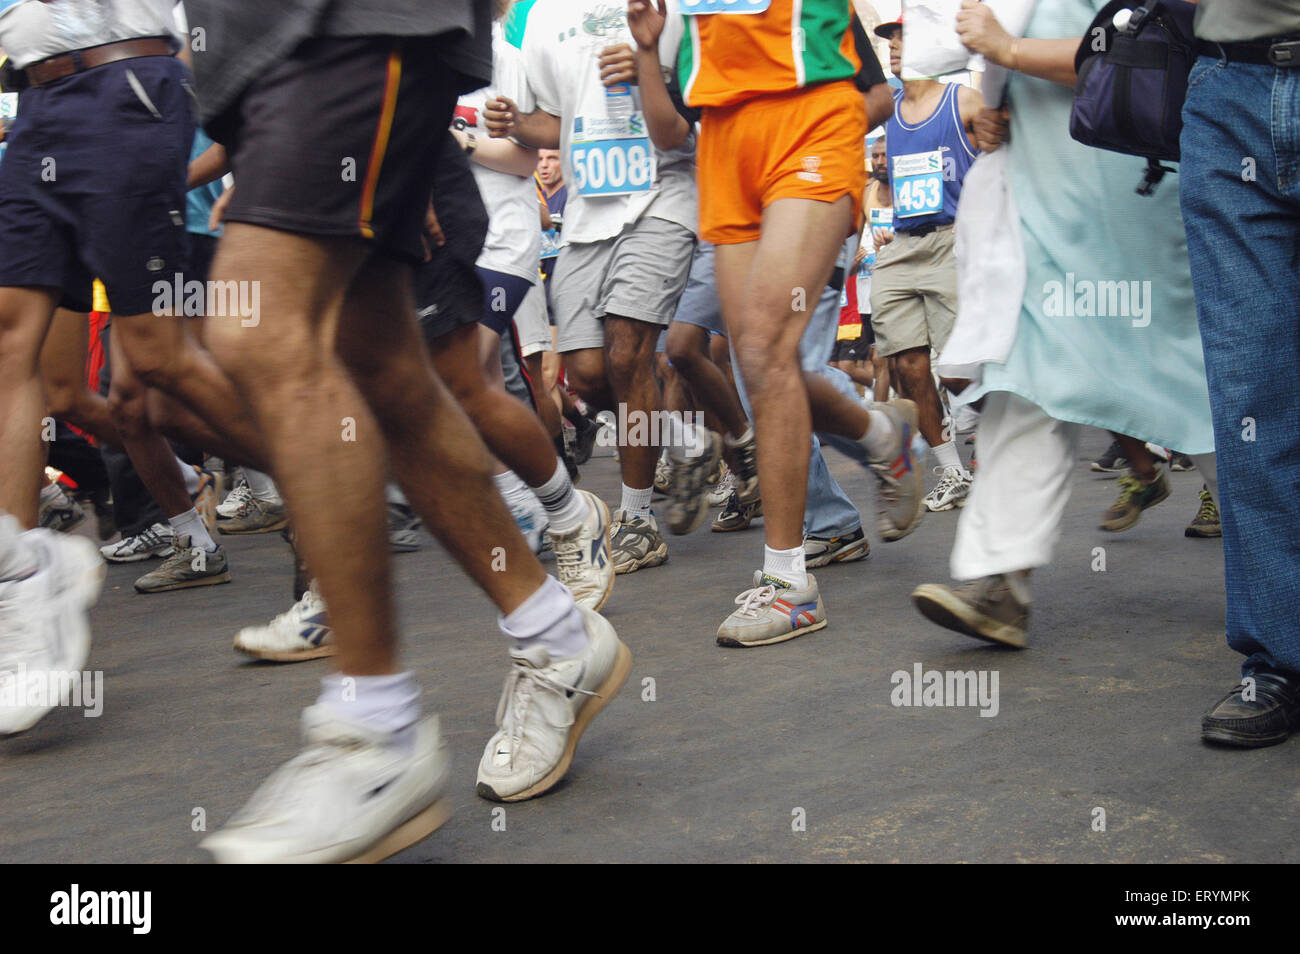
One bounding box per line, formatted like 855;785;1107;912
169;508;216;552
385;482;409;506
533;459;587;534
499;575;589;659
933;440;963;472
763;545;808;590
176;458;200;495
243;467;280;504
620;484;652;520
39;482;62;504
492;470;531;503
726;424;754;448
0;515;35;581
859;408;896;459
318;670;420;749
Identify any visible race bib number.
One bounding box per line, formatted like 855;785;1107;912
891;150;944;219
570;122;655;197
869;206;895;246
680;0;770;13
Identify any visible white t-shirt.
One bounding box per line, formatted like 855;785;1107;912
456;22;542;283
515;0;696;246
0;0;184;69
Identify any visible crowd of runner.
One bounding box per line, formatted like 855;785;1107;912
0;0;1296;863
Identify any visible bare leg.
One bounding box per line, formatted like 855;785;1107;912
665;321;748;438
524;352;563;442
1114;432;1159;481
603;317;662;490
0;287;63;525
891;346;946;447
40;307;121;446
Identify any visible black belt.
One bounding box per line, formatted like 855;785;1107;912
898;222;953;238
828;266;845;293
1198;36;1300;67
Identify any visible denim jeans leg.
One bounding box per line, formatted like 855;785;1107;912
1180;57;1300;676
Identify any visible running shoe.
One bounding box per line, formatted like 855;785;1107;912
0;529;103;735
190;465;219;535
133;535;231;593
664;431;723;535
202;707;453;863
712;487;762;532
804;528;869;568
729;429;760;502
100;522;175;563
1170;452;1195;472
923;465;973;513
218;495;289;535
1089;439;1127;473
706;466;735;508
476;605;632;802
216;478;252;519
38;485;86;534
572;415;600;466
653;453;671;497
549;491;614;612
610;509;668;574
716;570;827;648
234;583;335;662
868;400;924;541
387;502;423;553
1185;485;1222;538
1099;470;1170;532
912;574;1030;649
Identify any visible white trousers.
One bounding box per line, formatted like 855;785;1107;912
950;391;1217;581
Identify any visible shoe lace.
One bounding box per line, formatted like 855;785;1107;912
733;583;778;618
1114;473;1145;504
1196;488;1217;521
929;466;966;498
496;662;597;765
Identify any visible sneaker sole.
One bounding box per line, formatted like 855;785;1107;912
912;584;1026;649
234;641;338;662
44;510;87;534
1099;482;1172;532
1200;724;1290;748
805;541;870;569
1184;525;1222;538
717;617;827;648
879;400;925;542
587;494;615;613
342;798;454;864
613;542;668;575
102;549;172;564
478;640;634;803
218;515;290;535
135;570;232;593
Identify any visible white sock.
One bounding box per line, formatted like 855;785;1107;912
933;440;963;472
385;482;409;506
725;424;754;448
533;459;587;534
859;408;896;459
0;516;35;581
499;575;589;659
176;458;200;495
318;670;420;748
620;484;652;520
763;545;808;589
492;470;530;502
39;482;63;504
169;507;216;551
243;467;281;504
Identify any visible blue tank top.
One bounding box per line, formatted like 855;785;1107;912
884;84;977;232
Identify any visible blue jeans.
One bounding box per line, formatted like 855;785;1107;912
732;283;864;538
1180;55;1300;677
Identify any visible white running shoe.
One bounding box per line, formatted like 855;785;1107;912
234;583;335;662
99;522;175;563
201;707;453;863
923;465;973;512
216;479;252;519
706;465;734;507
507;490;549;555
0;530;104;735
476;606;632;803
548;490;614;612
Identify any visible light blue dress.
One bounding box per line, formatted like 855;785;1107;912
971;0;1215;454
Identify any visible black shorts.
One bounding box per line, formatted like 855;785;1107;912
213;35;460;265
832;322;873;362
0;55;193;315
415;132;486;344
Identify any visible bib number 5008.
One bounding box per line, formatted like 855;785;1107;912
572;140;653;196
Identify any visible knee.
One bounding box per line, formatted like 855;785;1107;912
664;332;704;372
893;349;931;382
44;379;79;419
564;351;606;399
107;384;149;436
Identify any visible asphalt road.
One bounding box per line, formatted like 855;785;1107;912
5;427;1288;864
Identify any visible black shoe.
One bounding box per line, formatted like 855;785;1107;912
572;415;599;466
1170;451;1195;472
1090;439;1127;473
1202;668;1300;748
553;434;581;484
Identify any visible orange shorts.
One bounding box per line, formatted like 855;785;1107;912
696;80;866;246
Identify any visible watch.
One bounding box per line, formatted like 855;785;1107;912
463;132;478;156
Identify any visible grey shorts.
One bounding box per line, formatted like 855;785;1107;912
550;215;696;352
671;240;725;336
513;281;552;357
869;224;958;358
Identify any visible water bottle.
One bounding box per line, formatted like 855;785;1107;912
604;83;634;125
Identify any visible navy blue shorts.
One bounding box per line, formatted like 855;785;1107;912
0;55;193;315
477;267;534;336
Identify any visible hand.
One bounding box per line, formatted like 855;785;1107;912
208;185;234;232
973;105;1010;153
852;245;869;267
955;0;1013;65
627;0;667;52
425;202;445;247
483;96;518;139
874;229;894;251
598;44;637;87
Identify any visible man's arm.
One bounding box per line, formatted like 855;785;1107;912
956;0;1079;87
450;127;539;177
627;0;691;151
188;141;229;189
851;12;894;129
956;84;985;152
483;96;562;148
